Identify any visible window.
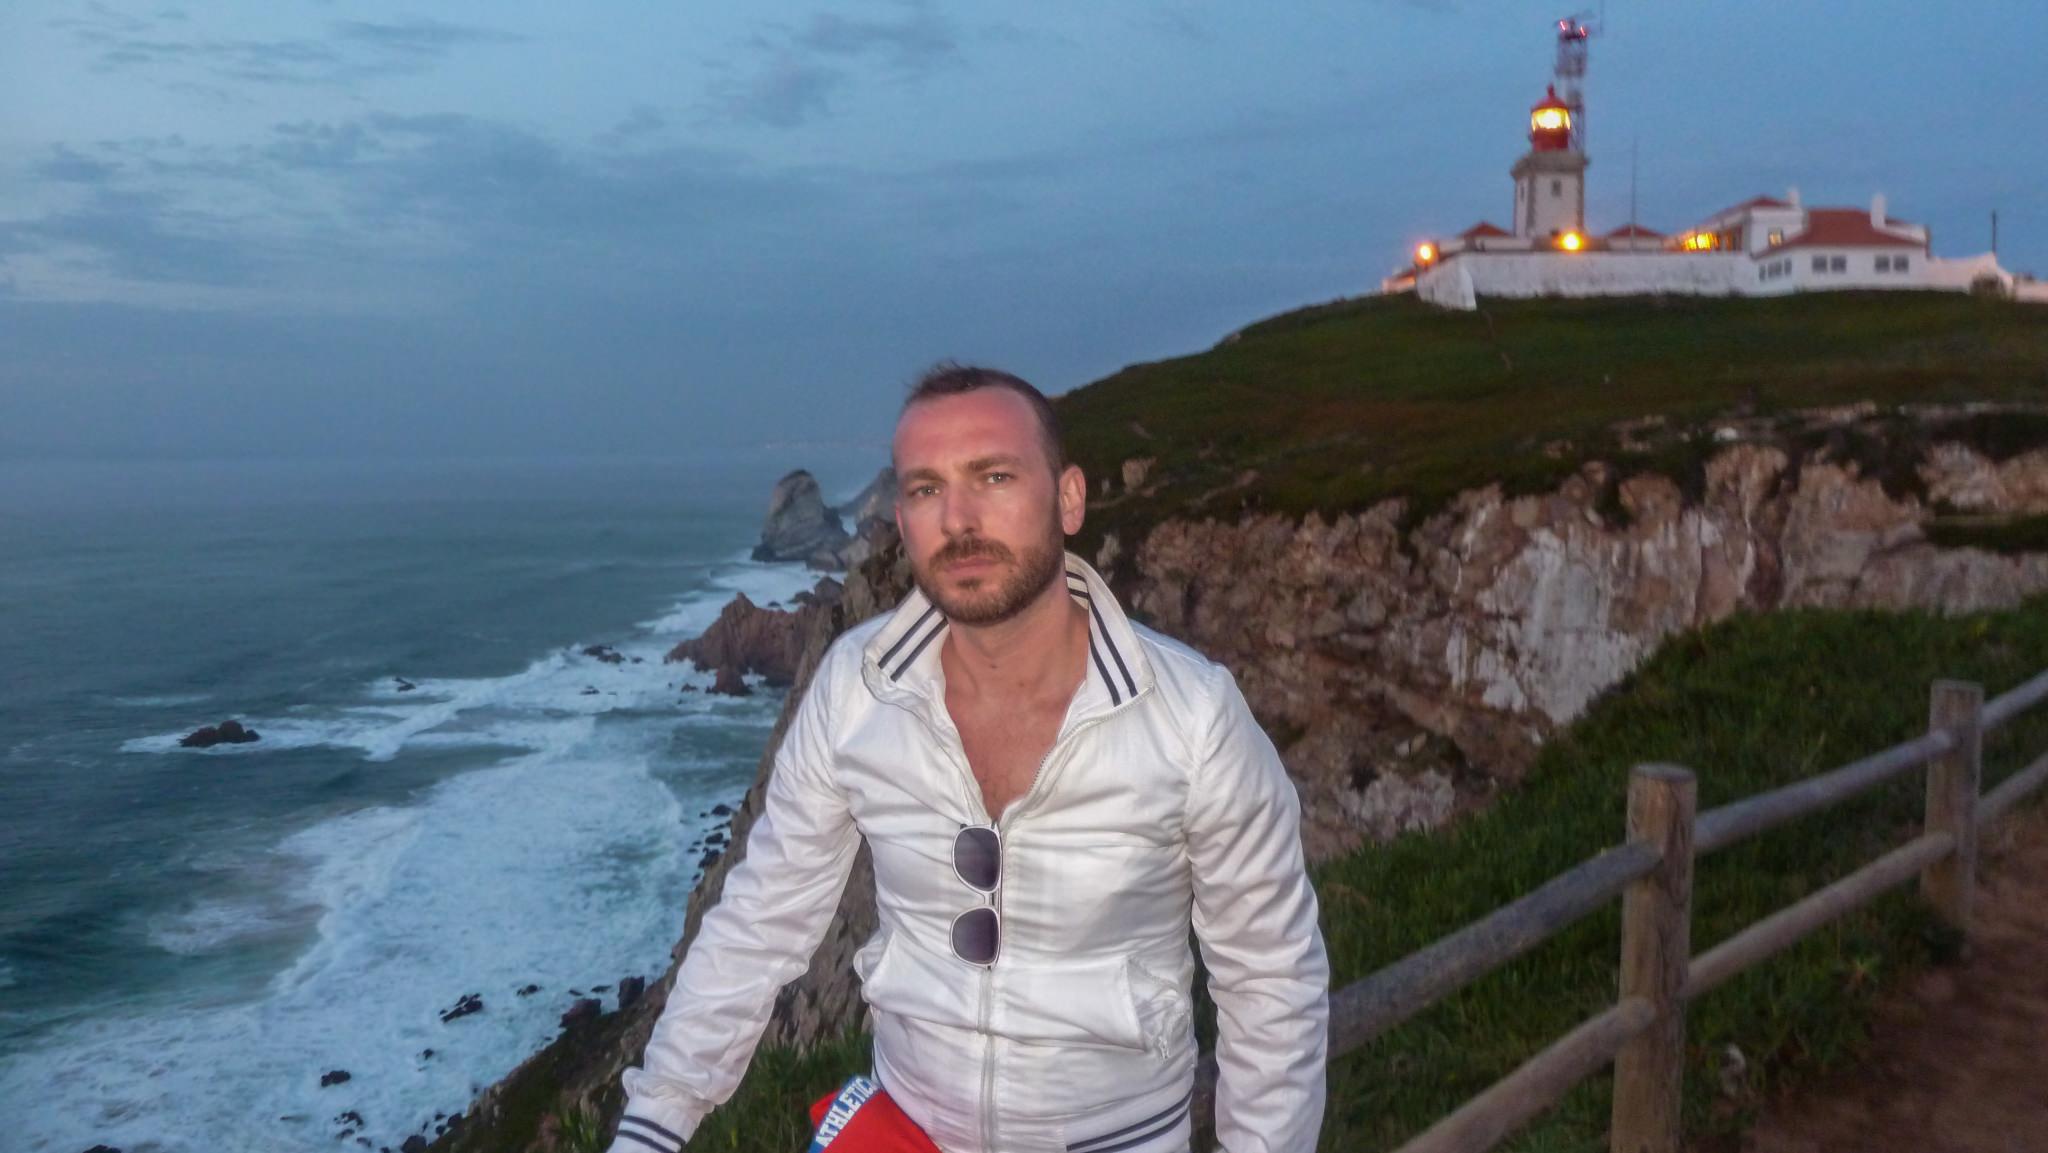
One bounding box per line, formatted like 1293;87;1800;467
1876;255;1892;272
1830;255;1847;272
1768;229;1785;246
1894;255;1910;273
1552;179;1562;197
1813;255;1828;273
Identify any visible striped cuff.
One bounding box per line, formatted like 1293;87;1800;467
605;1099;699;1153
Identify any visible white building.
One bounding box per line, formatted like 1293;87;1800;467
1388;80;2029;310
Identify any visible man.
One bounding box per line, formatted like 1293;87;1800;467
608;365;1328;1153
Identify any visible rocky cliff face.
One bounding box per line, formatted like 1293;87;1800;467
438;419;2048;1152
1126;433;2048;863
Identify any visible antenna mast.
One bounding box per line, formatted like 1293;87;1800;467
1555;12;1599;154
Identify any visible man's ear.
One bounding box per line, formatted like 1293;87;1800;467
1058;463;1086;535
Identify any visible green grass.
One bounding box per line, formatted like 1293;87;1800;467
677;595;2048;1152
1054;292;2048;570
1311;598;2048;1152
679;1030;877;1150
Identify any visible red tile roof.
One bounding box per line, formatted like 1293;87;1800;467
1460;221;1512;238
1705;195;1791;220
1775;208;1925;251
1605;224;1665;238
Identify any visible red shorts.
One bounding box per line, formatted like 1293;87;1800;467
806;1075;942;1153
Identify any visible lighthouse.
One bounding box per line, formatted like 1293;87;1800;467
1510;84;1587;242
1386;14;2023;308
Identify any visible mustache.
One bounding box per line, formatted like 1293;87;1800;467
932;537;1014;567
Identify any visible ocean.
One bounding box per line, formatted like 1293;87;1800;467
0;451;876;1153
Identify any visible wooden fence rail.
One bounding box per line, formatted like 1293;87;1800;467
1191;668;2048;1153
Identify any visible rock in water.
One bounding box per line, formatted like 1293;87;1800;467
709;667;752;697
438;993;483;1023
837;466;897;527
179;719;261;748
751;470;849;565
560;998;602;1030
665;591;819;687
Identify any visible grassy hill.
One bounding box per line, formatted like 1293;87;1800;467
1056;291;2048;561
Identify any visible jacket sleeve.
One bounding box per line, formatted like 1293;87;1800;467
605;654;862;1153
1185;666;1330;1153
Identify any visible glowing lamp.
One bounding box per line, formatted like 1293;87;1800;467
1528;85;1572;151
1416;242;1437;265
1558;231;1584;253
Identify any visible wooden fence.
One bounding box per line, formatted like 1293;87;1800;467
1191;667;2048;1153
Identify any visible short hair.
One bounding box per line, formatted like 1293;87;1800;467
902;361;1065;476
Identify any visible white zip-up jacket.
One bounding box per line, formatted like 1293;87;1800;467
607;555;1328;1153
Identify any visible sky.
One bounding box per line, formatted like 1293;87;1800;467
4;0;2045;463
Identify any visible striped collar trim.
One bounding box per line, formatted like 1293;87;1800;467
861;552;1151;706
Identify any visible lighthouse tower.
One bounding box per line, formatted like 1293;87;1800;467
1511;85;1588;241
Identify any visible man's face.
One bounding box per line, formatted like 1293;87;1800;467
892;389;1085;627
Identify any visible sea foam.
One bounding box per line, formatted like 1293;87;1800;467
3;559;819;1152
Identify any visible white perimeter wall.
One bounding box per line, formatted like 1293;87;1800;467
1413;250;2033;311
1417;253;1747;309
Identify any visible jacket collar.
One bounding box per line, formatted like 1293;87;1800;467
860;551;1153;720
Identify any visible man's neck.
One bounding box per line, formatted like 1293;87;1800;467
940;576;1090;705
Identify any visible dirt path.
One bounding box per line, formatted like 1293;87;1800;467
1738;804;2048;1153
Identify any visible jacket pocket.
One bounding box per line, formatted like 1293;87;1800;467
857;925;985;1035
1123;957;1192;1060
994;953;1146;1051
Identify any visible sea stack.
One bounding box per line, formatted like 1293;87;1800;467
751;470;850;568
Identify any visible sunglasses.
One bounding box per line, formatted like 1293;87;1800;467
951;824;1002;967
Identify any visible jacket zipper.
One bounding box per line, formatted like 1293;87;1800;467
910;678;1152;1153
984;737;1060;1153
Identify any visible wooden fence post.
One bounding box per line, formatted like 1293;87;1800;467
1611;764;1696;1153
1922;680;1983;942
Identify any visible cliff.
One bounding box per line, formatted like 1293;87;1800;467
1123;420;2048;864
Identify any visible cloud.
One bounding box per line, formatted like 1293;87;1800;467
601;105;670;146
720;57;844;129
0;111;851;315
712;1;959;128
329;18;523;59
49;5;522;88
790;3;956;71
39;146;121;185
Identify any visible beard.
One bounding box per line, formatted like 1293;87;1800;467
913;517;1066;628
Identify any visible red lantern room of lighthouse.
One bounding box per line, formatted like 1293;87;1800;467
1529;86;1572;152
